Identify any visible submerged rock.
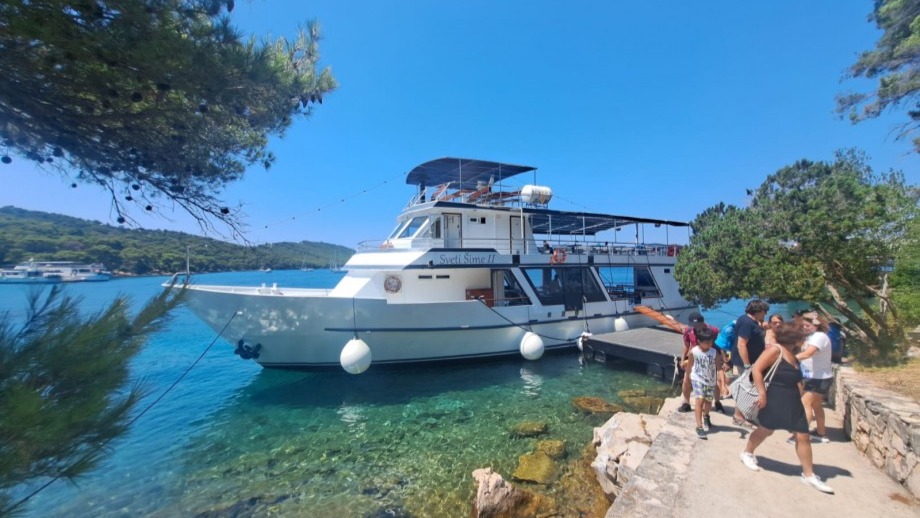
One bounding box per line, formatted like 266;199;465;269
617;389;648;399
556;442;615;517
536;439;566;459
621;395;666;414
471;467;556;518
512;451;558;484
195;494;292;518
572;396;624;415
509;421;548;437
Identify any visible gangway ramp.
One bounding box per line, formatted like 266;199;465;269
582;326;684;380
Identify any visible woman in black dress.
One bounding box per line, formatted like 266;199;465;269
738;323;834;493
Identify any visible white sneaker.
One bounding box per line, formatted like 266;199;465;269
740;451;760;471
801;473;834;494
811;432;830;444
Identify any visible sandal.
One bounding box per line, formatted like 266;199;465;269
732;416;754;429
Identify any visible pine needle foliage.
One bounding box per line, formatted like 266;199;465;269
0;0;337;236
837;0;920;153
0;283;184;515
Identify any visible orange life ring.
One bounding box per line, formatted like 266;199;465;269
550;248;567;265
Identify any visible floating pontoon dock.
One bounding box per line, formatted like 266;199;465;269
581;326;684;380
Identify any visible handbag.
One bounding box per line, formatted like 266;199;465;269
729;346;783;423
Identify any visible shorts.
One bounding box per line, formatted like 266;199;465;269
803;377;833;396
691;380;715;402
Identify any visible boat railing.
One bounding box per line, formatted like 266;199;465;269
405;183;533;209
357;238;682;257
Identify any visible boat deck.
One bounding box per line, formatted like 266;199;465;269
582;326;684;380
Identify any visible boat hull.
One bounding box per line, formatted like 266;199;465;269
183;283;693;368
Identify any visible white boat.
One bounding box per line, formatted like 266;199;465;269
328;252;346;273
181;158;697;372
0;262;61;284
0;259;111;283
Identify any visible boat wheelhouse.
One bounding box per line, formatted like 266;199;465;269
181;158;696;372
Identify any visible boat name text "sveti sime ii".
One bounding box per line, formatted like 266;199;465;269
437;253;498;265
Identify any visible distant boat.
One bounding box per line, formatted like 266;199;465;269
300;257;314;272
328;252;345;273
0;259;111;283
260;267;272;273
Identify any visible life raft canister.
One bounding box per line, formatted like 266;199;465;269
550;248;567;265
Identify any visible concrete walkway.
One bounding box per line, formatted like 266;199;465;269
610;397;919;518
673;399;918;518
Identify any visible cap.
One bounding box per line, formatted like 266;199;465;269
688;311;704;324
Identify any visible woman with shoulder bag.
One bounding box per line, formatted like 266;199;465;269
738;323;834;494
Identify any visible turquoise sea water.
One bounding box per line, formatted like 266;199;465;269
1;271;766;517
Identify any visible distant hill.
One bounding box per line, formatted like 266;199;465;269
0;206;354;275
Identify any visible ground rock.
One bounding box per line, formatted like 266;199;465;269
591;412;666;502
471;467;556;518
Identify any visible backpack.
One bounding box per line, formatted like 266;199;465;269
714;320;736;351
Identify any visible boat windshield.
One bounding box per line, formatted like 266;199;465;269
397;216;429;239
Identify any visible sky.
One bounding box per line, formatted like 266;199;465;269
2;1;918;248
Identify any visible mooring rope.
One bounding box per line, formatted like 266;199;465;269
474;298;576;342
3;310;240;515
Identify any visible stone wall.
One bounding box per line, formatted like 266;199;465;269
835;366;920;497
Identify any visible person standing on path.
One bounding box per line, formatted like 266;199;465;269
678;312;723;413
738;323;835;494
731;299;770;426
795;312;834;443
686;326;718;439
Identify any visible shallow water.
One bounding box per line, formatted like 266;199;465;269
1;271;771;517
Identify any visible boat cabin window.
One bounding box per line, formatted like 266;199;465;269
595;265;662;301
494;269;530;307
419;216;442;239
522;266;606;309
397;216;429;239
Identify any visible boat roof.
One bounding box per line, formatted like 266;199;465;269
526;207;689;235
406;158;535;190
430;201;689;235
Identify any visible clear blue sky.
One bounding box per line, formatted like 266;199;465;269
2;1;918;247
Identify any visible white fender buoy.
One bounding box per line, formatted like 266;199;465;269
520;332;545;361
340;338;372;374
614;317;630;332
577;331;593;351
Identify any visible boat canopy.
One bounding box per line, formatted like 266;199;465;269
524;207;689;235
406;158;535;191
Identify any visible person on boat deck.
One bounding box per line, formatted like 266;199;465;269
542;241;552;253
546;274;562;295
731;299;770;427
678;312;724;414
